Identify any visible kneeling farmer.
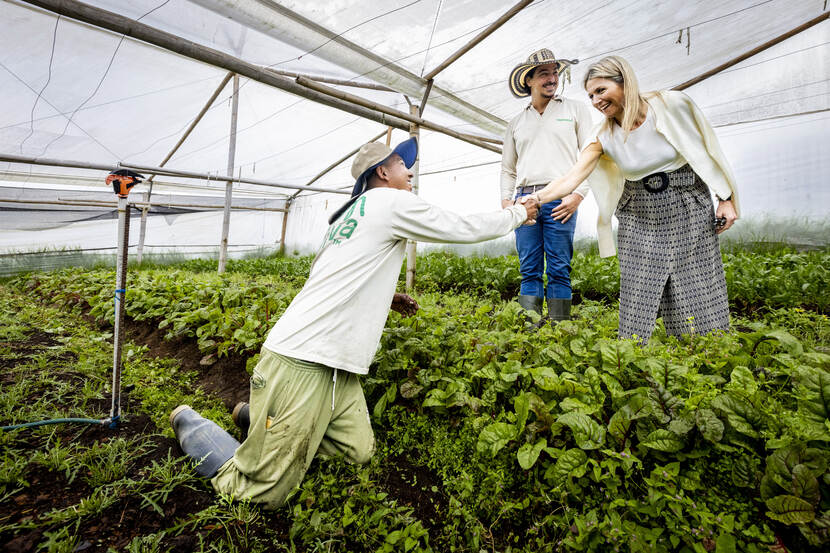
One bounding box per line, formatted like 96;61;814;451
171;137;539;508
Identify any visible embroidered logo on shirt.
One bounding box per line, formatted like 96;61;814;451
325;196;366;245
556;118;573;122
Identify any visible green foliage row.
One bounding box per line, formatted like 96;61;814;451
410;250;830;313
131;248;830;313
362;293;830;551
8;248;830;551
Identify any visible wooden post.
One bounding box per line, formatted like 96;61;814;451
135;190;149;264
405;105;420;291
218;74;239;274
279;200;290;256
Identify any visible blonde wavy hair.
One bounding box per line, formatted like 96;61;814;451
583;56;648;141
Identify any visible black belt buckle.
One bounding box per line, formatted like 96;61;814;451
642;172;669;193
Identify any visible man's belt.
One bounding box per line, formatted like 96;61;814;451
517;184;547;194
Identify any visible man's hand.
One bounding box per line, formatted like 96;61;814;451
391;293;419;317
551;193;583;223
501;198;514;209
519;194;539;225
715;199;738;234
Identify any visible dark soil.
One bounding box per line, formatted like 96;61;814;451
0;327;284;552
2;316;448;551
126;319;250;409
378;455;445;542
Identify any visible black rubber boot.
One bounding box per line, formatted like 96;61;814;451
170;405;240;478
517;295;543;315
232;402;250;439
547;298;572;323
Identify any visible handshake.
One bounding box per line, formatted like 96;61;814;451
514;193;540;225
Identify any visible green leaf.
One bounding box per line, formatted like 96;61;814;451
696;408;724;443
767;445;828;493
765;494;815;524
514;393;531;431
727;366;758;396
557;412;606;449
715;533;736;553
544;448;588;487
599;339;635;371
791;464;820;505
477;422;517;457
517;438;547;470
668;412;695;436
386;529;403;544
641;429;685;453
759;329;804;356
399;380;423;399
608;395;651;447
797;366;830;423
712;393;762;438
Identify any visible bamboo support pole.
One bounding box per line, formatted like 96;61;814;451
0;153;351;195
0;197;287;211
422;0;534;81
673;12;830;91
218;74;240;274
296;76;502;154
265;68;394;92
405;105;420;291
278;203;290;256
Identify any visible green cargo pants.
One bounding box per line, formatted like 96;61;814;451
211;348;375;508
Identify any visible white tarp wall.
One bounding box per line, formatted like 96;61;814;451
1;0;827;257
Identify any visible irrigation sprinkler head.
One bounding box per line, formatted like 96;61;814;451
106;169;145;198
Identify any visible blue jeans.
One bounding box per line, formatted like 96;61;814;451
514;194;577;299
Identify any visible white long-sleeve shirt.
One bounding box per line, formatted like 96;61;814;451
263;187;528;374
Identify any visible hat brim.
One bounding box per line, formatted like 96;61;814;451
350;137;418;198
509;59;577;98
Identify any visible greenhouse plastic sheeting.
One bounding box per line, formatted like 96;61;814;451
0;0;827;258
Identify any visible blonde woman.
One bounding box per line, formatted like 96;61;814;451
529;56;739;342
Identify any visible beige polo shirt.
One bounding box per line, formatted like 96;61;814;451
500;97;593;201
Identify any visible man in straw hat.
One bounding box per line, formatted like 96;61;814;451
502;48;596;323
170;137;539;508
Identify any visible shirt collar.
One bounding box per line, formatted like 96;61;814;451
524;96;563;110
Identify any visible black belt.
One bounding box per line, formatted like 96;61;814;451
517;184;547;194
642;172;669;193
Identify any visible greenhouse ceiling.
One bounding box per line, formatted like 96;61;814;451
0;0;828;199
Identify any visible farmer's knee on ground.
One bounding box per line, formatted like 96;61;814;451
350;432;375;465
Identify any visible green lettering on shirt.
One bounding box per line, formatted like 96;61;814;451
326;196;366;245
557;118;573;122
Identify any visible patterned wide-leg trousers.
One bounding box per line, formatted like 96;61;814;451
616;165;729;343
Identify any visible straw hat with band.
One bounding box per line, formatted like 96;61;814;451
328;137;419;225
509;48;578;99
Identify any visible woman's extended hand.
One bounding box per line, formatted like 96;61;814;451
715;199;738;234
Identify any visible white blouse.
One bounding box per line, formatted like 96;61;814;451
597;106;687;180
